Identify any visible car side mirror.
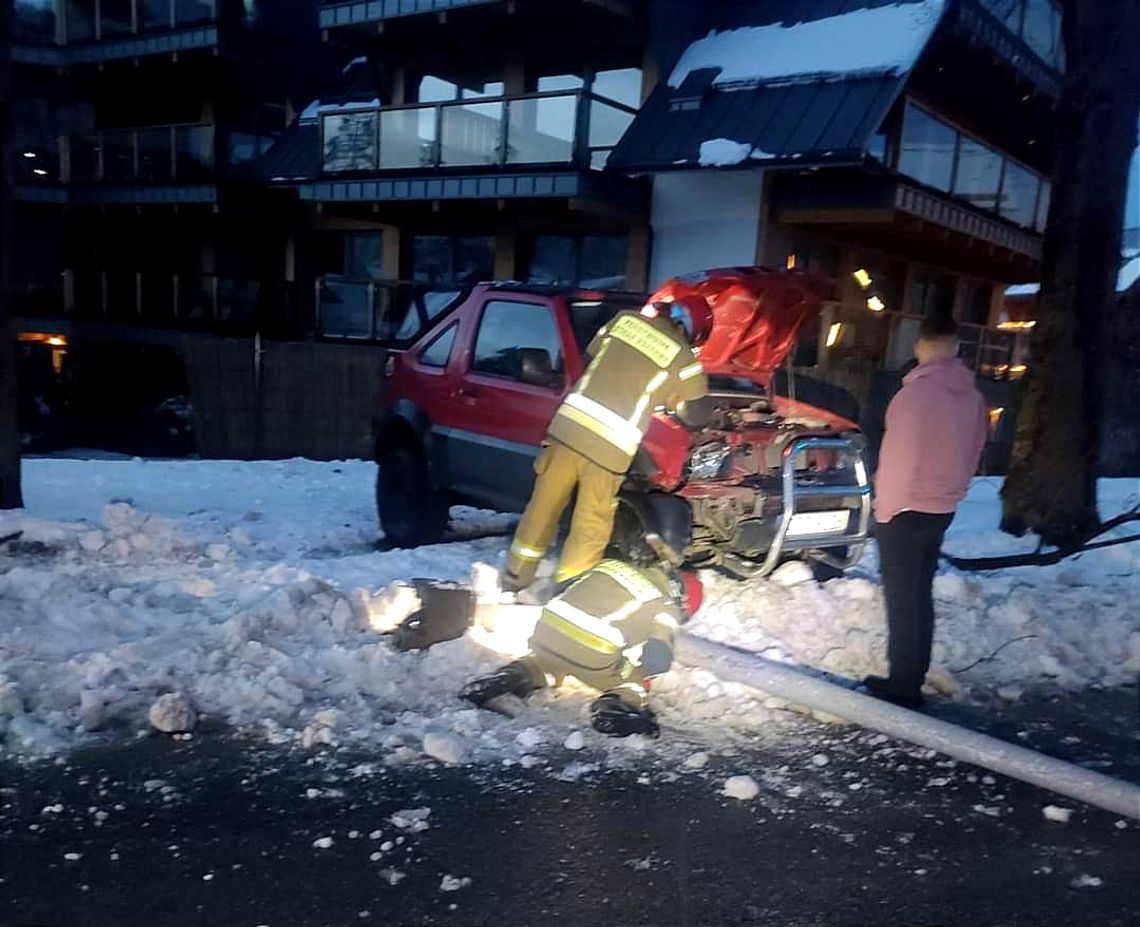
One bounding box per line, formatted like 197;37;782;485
518;348;560;388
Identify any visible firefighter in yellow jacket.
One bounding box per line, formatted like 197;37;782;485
461;558;704;737
503;297;714;591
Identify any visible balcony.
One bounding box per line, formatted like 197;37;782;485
11;0;254;66
944;0;1065;98
319;0;500;29
319;90;635;175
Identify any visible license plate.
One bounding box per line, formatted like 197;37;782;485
786;510;850;537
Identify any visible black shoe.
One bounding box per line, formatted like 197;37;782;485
862;675;924;709
590;694;660;738
460;662;537;708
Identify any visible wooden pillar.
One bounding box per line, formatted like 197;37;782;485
494;226;517;281
625;225;650;292
383;225;401;280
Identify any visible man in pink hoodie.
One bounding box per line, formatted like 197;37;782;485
865;315;989;708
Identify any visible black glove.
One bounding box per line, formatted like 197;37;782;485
590;694;659;739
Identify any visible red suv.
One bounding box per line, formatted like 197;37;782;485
373;269;870;578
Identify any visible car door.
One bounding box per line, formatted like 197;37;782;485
445;295;569;511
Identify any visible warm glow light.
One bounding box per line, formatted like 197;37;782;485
988;407;1005;429
46;336;67;347
785;253;798;270
996;320;1036;331
1008;364;1027;377
825;322;843;348
853;268;873;289
866;295;886;312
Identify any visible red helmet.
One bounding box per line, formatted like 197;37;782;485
667;295;715;347
678;569;704;617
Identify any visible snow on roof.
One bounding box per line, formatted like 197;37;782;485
697;138;779;167
1004;283;1040;297
668;0;946;90
298;97;380;125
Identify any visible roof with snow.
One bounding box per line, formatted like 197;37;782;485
610;0;946;171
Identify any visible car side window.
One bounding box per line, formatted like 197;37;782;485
419;324;457;368
471;300;564;386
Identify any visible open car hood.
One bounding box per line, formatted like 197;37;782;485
648;267;832;379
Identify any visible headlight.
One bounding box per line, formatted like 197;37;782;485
688;440;732;479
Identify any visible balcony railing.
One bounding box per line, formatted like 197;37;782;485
68;125;215;184
319;90;637;176
15;0;221;45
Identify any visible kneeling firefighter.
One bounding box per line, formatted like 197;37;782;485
461;558;704;737
503;297;714;592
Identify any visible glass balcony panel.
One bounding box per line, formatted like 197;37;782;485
174;0;215;26
140;272;176;320
100;0;133;37
175;125;214;180
64;1;96;42
439;101;504;167
507;95;576;164
70;134;102;182
14;0;59;43
999;160;1041;228
139;0;173;32
952;138;1003;210
322;112;378;172
138;128;173;183
103;131;137;183
318;278;373;338
588;98;634;166
105;271;138;320
378;107;437;169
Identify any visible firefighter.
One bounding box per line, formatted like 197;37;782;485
460;558;704;737
503;297;714;592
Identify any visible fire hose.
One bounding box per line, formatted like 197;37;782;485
676;631;1140;821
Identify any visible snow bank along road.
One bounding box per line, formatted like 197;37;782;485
1;459;1137;770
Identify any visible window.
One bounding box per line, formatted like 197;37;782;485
472;300;564;385
100;0;132;36
898;103;957;192
315;232;384;279
139;0;172;31
961;281;994;326
953;139;1003;210
418;76;504;102
65;1;95;42
521;233;629;290
1022;0;1062;67
419;325;457;368
999;160;1041;228
537;75;586;93
1035;180;1052;232
910;271;955;319
592;68;643;108
568;300;626;356
413;235;494;285
14;0;58;42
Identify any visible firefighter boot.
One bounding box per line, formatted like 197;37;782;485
589;694;660;739
460;660;541;708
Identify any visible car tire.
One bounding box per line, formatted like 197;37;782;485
377;444;448;547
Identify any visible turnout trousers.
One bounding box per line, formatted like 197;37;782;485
506;441;625;587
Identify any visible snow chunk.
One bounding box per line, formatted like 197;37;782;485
439;875;472;892
668;1;945;90
379;868;406;885
771;561;815;587
516;727;544;750
563;731;586;751
1071;873;1103;889
810;753;829;767
1042;805;1073;823
147;693;197;734
390;808;431;833
423;732;466;765
312;836;335;849
684;751;710;770
723;775;760;801
699;139;753;167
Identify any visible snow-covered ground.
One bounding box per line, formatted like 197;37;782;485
1;458;1137;766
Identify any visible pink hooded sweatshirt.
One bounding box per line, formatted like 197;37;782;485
873;357;989;524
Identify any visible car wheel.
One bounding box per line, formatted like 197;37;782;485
376;444;447;547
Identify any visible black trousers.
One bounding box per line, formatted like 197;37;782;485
875;511;954;694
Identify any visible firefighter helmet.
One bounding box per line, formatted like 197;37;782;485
667;295;715;347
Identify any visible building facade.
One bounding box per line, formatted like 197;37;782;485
12;0;1067;463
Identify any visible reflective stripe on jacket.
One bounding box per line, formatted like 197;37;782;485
528;560;683;680
547;312;708;473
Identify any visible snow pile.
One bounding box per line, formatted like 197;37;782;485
697;139;779;167
668;0;945;90
1;459;1137;764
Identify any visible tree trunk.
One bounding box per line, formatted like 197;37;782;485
1001;0;1140;547
0;0;24;510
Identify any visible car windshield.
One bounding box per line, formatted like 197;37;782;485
707;374;767;397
